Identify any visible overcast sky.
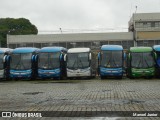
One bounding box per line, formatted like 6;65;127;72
1;0;160;33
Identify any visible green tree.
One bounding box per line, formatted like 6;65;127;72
0;18;38;47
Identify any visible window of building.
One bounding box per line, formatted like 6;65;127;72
148;40;155;47
100;41;108;46
109;41;119;45
84;42;91;48
128;41;134;48
41;43;50;47
26;43;33;47
76;42;84;48
59;42;66;48
143;40;149;46
91;41;100;49
67;42;76;49
155;22;160;28
137;41;143;46
51;43;59;46
155;40;160;44
151;22;155;27
19;43;27;47
34;43;41;48
122;41;128;49
9;44;17;49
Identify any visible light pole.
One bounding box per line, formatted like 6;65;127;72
133;6;138;47
59;28;62;34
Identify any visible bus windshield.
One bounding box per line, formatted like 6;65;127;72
38;52;60;69
67;52;89;69
131;52;154;68
10;53;32;70
101;50;123;68
0;54;4;69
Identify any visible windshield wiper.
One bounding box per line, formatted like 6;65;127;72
21;61;27;69
106;58;111;67
112;59;118;67
78;59;84;68
137;60;142;68
144;59;150;68
14;60;21;69
71;60;77;69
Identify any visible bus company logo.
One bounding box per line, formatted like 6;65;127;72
2;112;11;117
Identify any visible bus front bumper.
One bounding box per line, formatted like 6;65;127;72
100;67;123;77
67;68;91;77
38;69;60;78
131;68;155;77
10;70;32;78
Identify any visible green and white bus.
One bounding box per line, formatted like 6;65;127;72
127;47;155;78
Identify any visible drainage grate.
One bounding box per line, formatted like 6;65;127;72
23;92;44;95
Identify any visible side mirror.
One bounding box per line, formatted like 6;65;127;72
154;52;157;59
64;54;67;61
98;52;100;60
128;53;131;59
34;55;38;62
3;55;7;62
89;53;91;60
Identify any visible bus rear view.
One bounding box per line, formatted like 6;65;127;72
98;45;124;79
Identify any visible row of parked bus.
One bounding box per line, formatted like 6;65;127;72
0;45;160;80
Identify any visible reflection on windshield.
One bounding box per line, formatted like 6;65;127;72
10;53;32;70
38;52;60;69
0;54;4;69
131;52;154;68
67;52;89;69
101;50;122;68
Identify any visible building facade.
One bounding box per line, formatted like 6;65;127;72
128;12;160;47
7;12;160;50
7;32;133;50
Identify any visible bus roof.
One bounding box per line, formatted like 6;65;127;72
101;45;123;51
68;48;90;53
39;47;67;52
130;47;153;52
12;47;39;53
0;48;12;54
153;45;160;51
